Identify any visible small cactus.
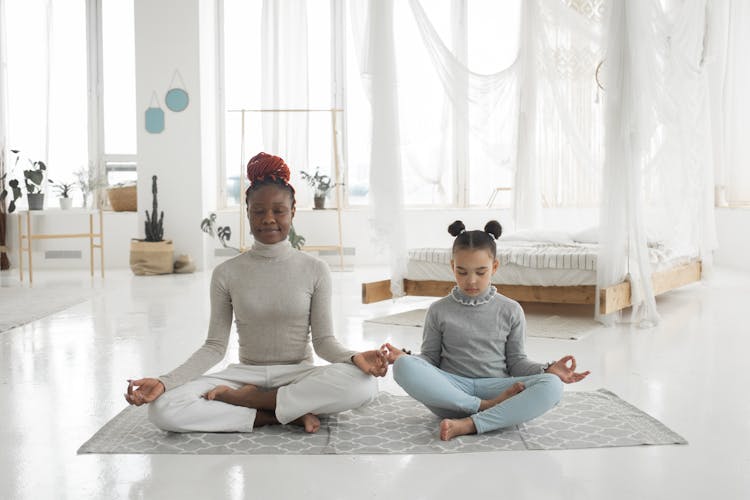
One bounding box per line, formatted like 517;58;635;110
144;175;164;242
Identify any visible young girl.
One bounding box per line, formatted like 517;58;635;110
382;220;590;441
125;152;387;433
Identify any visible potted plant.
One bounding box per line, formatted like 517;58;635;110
75;166;106;209
129;175;174;275
0;173;22;213
10;150;48;210
200;212;240;254
300;167;341;209
53;181;75;210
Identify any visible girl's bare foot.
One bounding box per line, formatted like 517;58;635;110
292;413;321;433
440;417;476;441
478;382;525;411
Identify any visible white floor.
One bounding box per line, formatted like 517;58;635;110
1;265;749;500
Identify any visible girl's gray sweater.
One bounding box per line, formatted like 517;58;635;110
418;286;545;378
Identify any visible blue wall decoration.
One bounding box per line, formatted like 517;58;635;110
165;70;189;112
145;92;165;133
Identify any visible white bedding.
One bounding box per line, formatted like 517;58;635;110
407;241;695;287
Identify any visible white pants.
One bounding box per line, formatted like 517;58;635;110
148;362;378;432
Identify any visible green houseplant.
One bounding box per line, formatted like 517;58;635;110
3;150;49;210
75;166;106;209
53;181;75;210
12;150;48;210
201;212;240;254
0;173;22;213
300;167;340;209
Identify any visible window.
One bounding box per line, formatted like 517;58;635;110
5;0;88;207
221;0;337;209
101;0;137;185
3;0;137;210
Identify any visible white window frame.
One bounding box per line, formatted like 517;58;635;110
86;0;137;207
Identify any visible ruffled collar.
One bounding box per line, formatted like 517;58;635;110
250;239;294;261
450;285;497;307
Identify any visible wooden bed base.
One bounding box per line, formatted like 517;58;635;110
361;260;702;315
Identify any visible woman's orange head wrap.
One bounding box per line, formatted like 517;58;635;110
246;152;294;192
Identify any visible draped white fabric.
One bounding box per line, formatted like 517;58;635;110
596;0;658;326
0;0;8;195
0;0;7;167
595;0;716;326
407;0;519;210
354;0;408;296
706;0;750;206
260;0;309;181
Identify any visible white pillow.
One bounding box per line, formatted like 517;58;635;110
501;229;574;245
571;226;665;247
571;226;599;244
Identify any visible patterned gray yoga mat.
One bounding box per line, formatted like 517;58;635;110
78;389;686;455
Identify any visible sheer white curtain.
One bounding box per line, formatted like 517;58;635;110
0;0;9;268
408;0;519;210
706;0;750;206
350;0;408;296
260;0;309;182
3;0;87;205
596;0;716;326
514;1;604;227
352;0;521;293
596;0;657;326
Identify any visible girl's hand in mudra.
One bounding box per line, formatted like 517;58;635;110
380;343;407;364
546;355;590;384
352;349;389;377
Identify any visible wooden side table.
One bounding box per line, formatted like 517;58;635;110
17;210;105;283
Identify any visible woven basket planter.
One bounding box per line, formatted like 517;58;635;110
107;185;137;212
129;239;174;275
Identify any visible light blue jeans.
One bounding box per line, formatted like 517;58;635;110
393;355;563;434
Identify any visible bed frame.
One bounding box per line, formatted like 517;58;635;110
361;260;702;315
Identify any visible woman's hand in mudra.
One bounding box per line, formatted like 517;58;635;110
546;355;590;384
352;349;389;377
124;378;166;405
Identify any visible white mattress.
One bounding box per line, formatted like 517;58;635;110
407;242;695;287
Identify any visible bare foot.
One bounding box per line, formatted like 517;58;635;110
203;384;234;400
208;384;258;404
440;417;476;441
292;413;321;433
478;382;525;411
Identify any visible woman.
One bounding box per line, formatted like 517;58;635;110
125;152;387;433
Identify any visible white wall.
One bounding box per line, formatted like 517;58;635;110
714;208;750;271
133;0;216;270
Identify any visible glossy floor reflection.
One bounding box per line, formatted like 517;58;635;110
1;266;748;499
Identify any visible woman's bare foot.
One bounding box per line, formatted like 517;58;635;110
203;384;235;401
440;417;476;441
292;413;321;433
478;382;525;411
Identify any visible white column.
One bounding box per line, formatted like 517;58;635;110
134;0;218;270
